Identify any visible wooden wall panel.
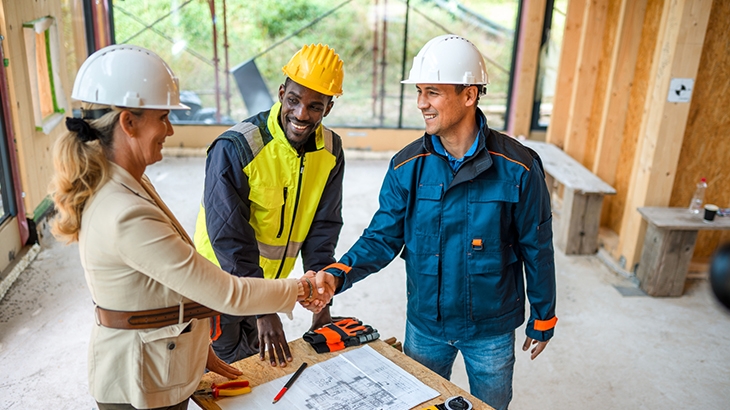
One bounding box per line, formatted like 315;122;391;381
562;0;608;164
0;0;73;218
605;0;665;234
669;0;730;260
594;0;648;227
582;0;623;172
508;0;547;138
615;0;713;269
545;0;586;149
64;0;88;90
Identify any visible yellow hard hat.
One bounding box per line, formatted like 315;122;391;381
282;44;344;97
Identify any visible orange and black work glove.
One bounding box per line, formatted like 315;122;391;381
303;317;380;354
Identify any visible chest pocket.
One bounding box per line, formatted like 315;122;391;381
414;184;443;237
248;185;286;234
468;180;519;242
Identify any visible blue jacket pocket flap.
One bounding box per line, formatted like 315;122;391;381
417;184;443;201
469;180;519;203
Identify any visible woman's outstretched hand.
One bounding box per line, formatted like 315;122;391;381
297;270;336;313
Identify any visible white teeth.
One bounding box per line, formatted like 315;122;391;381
424;114;436;119
292;124;307;131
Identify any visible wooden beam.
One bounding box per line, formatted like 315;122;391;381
616;0;713;269
507;0;547;138
584;0;633;172
591;0;648;186
70;0;88;72
545;0;586;148
605;0;665;234
562;0;609;164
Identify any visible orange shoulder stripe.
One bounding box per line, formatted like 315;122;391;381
394;153;431;170
534;316;558;331
488;151;530;171
323;262;352;274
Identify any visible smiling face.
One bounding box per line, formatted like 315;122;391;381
415;84;476;139
278;79;333;150
133;109;173;166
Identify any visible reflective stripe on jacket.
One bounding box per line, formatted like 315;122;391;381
326;109;557;342
194;102;344;280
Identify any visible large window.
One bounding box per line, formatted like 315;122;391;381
110;0;521;130
23;16;68;134
531;0;567;130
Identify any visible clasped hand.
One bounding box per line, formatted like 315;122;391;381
297;270;336;313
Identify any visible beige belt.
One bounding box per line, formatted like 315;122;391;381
95;302;218;330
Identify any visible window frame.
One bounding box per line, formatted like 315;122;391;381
22;16;67;134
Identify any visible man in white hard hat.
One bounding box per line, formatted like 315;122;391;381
312;35;557;409
194;44;345;367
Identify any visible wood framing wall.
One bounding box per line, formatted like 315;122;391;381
668;0;730;260
1;0;727;275
0;0;75;218
547;0;725;270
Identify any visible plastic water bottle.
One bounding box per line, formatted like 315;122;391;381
688;177;707;214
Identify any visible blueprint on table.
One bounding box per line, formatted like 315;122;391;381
216;345;440;410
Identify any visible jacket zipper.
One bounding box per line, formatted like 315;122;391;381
275;155;305;279
276;187;288;238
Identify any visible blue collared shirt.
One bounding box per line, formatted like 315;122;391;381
430;115;484;172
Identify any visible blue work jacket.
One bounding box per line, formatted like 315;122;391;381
326;110;557;342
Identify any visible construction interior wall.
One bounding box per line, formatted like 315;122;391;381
546;0;727;271
0;0;75;219
669;0;730;260
0;0;728;278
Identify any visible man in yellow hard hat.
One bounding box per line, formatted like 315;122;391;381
194;44;345;366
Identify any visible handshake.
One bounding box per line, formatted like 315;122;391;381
296;270;339;313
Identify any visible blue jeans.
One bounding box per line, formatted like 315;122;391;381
404;321;515;410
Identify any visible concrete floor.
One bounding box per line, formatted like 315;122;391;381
1;154;729;409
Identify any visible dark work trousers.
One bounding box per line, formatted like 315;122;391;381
96;399;188;410
211;315;259;363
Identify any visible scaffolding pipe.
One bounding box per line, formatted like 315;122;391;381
398;0;410;128
379;0;388;126
208;0;221;123
223;0;231;117
372;0;379;119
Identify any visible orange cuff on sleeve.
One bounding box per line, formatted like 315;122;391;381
323;263;352;274
534;316;558;331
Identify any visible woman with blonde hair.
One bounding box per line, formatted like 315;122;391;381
50;44;328;410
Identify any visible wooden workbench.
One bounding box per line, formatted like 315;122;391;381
637;207;730;296
192;338;492;410
521;140;616;255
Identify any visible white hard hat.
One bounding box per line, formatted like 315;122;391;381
72;44;189;110
402;34;489;86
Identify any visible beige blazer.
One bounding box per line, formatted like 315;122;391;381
78;163;298;408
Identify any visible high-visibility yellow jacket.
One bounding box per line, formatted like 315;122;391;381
194;102;344;281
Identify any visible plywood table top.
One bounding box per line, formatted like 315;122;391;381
192;338;492;410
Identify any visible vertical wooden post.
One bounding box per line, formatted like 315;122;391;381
545;0;586;149
616;0;713;269
562;0;609;164
507;0;547;138
590;0;648;186
604;0;665;234
582;0;629;172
